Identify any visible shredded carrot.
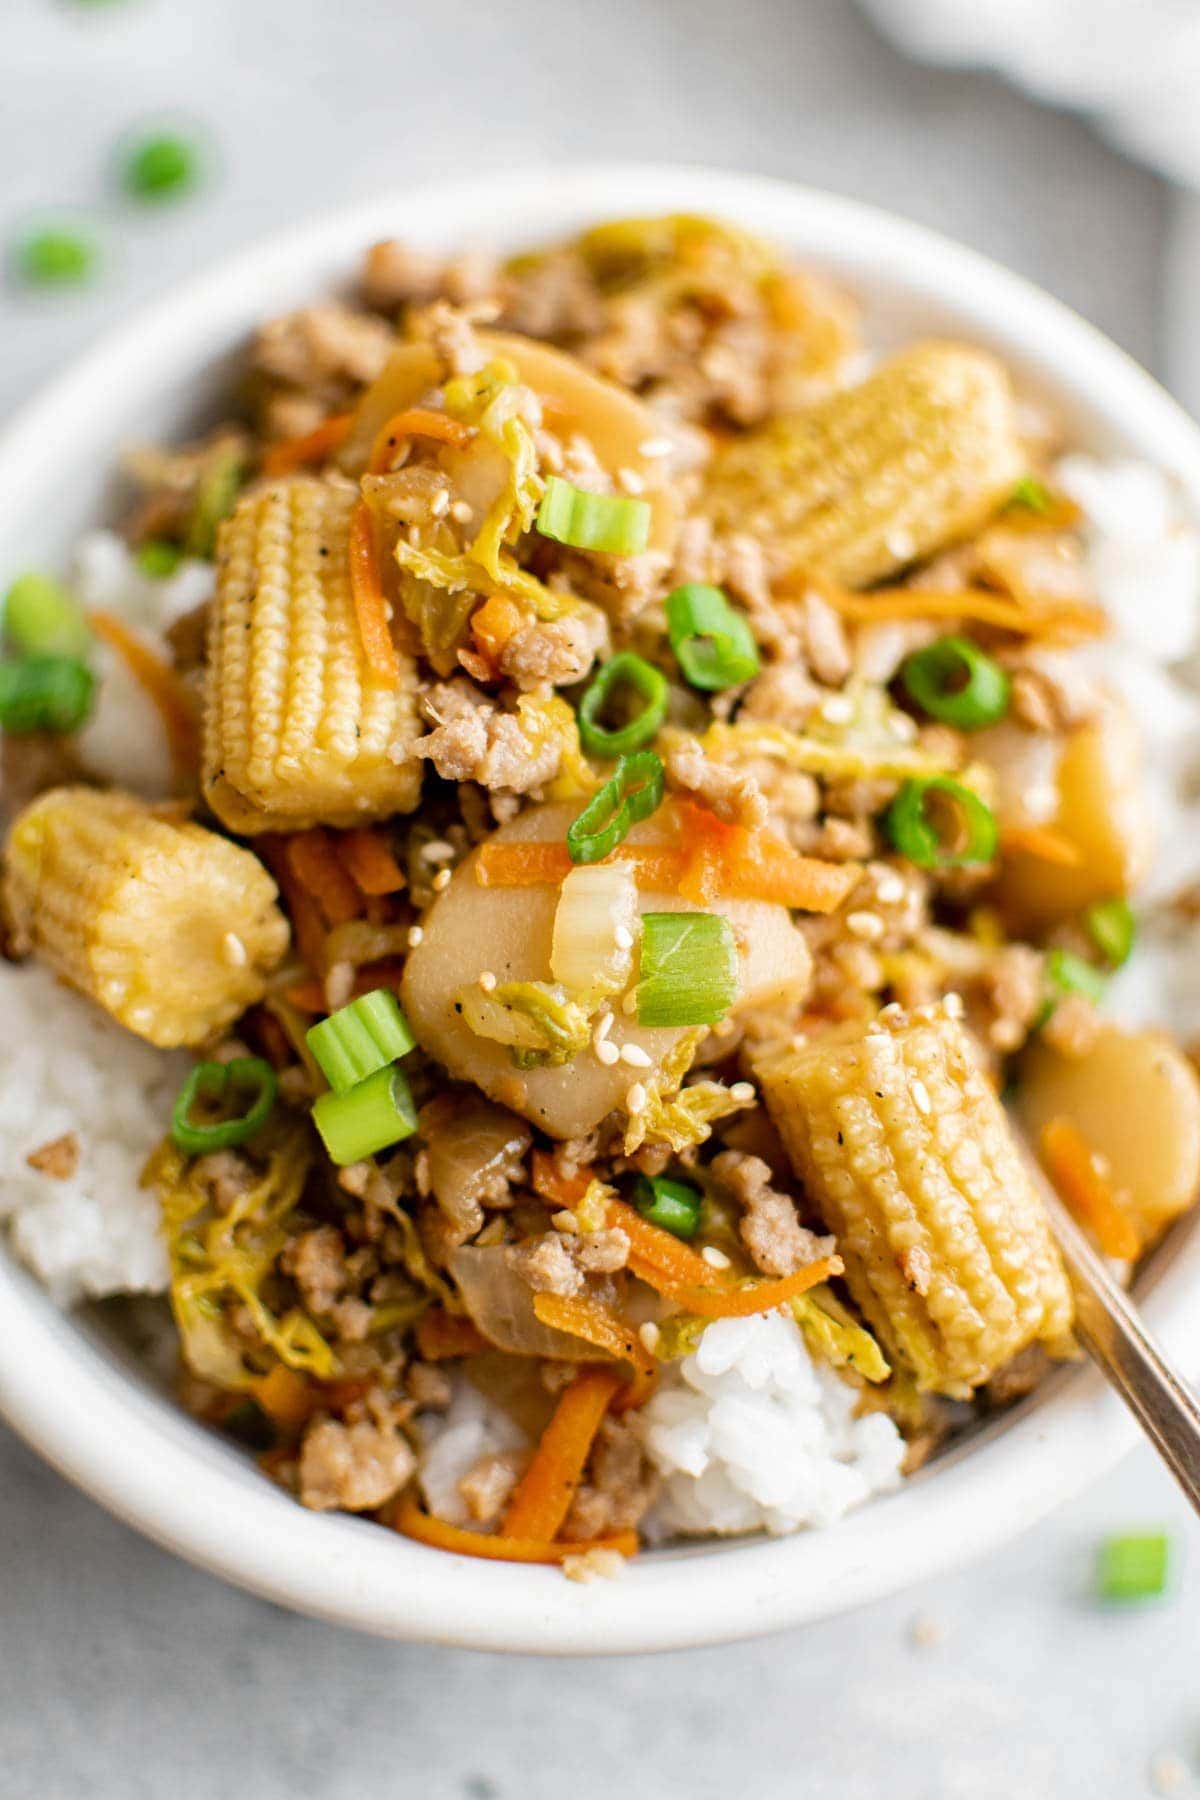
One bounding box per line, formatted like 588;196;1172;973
471;593;525;665
88;609;200;779
258;835;328;973
1000;824;1083;868
348;499;401;682
415;1308;489;1362
809;581;1107;641
367;406;474;475
647;1256;844;1318
260;411;353;477
282;956;406;1012
393;1496;638;1565
531;1150;592;1210
501;1366;622;1541
1039;1116;1141;1261
532;1292;658;1410
286;828;363;927
606;1197;719;1290
341;826;407;896
249;1364;313;1428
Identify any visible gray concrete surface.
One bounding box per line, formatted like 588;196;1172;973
0;2;1193;1796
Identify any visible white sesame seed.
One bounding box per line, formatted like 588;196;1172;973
911;1079;932;1116
324;961;354;1011
942;990;964;1019
638;1321;661;1353
616;467;645;495
847;909;885;942
449;499;473;524
477;970;497;993
820;694;854;725
874;869;906;904
638;436;673;458
730;1081;756;1104
419;838;456;864
406;925;425;949
879;1002;903;1022
626;1082;648;1115
790;1032;809;1050
221;931;247;968
614;925;634;952
406;524;421;547
620;1042;653;1068
702;1246;731;1270
432;868;451;892
551;1209;580;1234
595;1039;620;1066
595;1010;614;1043
892;712;918;742
884;528;916;561
430;487;451;518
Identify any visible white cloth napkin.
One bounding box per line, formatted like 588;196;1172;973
862;0;1200;415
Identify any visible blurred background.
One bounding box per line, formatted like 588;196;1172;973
2;2;1198;1796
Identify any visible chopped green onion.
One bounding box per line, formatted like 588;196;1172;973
122;132;201;202
577;652;668;758
633;1174;702;1239
15;226;98;287
900;635;1010;731
536;475;650;555
665;583;760;691
171;1056;277;1156
185;449;244;559
135;538;184;579
306;988;415;1095
1084;897;1136;969
1045;948;1108;1007
312;1064;417;1166
0;656;95;735
636;910;738;1027
4;573;91;658
1010;473;1054;514
566;749;664;864
885;777;998;870
1095;1531;1171;1602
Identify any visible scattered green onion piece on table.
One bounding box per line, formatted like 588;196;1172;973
1084;897;1136;969
1045;948;1108;1008
4;572;91;658
900;635;1010;730
312;1063;418;1166
636;910;738;1027
0;656;95;735
185;450;244;559
577;652;668;758
665;583;760;691
1010;473;1055;514
885;777;998;870
15;227;97;288
306;988;415;1095
566;749;664;864
122;132;201;202
535;475;650;555
633;1174;703;1240
1095;1531;1171;1602
170;1056;277;1155
135;538;184;579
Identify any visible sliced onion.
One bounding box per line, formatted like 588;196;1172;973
420;1094;531;1235
449;1244;597;1360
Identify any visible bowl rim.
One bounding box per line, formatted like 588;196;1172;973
3;160;1200;1656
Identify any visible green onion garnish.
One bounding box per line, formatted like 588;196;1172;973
306;988;415;1096
1010;473;1054;514
633;1174;703;1239
4;572;91;659
1045;947;1108;1007
312;1063;418;1166
1095;1531;1171;1602
577;652;668;758
665;583;760;692
135;538;184;579
171;1056;277;1156
885;777;998;870
1084;897;1136;969
0;656;95;735
566;749;664;864
636;910;738;1027
122;132;202;203
185;449;244;560
900;635;1010;731
535;476;651;556
15;226;98;288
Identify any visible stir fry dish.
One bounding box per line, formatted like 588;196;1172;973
5;213;1200;1576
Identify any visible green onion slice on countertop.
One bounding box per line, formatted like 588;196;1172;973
665;583;760;692
566;749;664;864
306;988;416;1096
636;910;738;1028
171;1056;278;1155
15;226;98;287
900;635;1010;730
577;652;668;758
1095;1532;1171;1602
885;777;998;870
535;476;650;555
312;1063;418;1166
122;132;202;202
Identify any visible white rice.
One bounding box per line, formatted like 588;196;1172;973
635;1313;905;1538
416;1377;528;1529
0;961;185;1304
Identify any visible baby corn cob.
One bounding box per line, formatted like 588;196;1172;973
759;1007;1073;1396
705;342;1025;587
4;786;290;1047
203;476;421;834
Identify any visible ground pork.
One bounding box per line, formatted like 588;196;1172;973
498;607;609;690
663;737;769;829
1041;991;1103;1057
360;239;500;312
498;248;607;343
979;944;1045;1052
511;1232;584;1297
406;1363;453;1410
1005;648;1105;733
573;1227;630;1275
711;1150;835;1277
416;679;563;793
555;547;672;623
190;1148;254;1214
412;300;487;377
561;1416;660;1541
281;1225;348;1315
800;591;852;687
252;302;395;411
25;1133;79;1180
737;662;821;731
298;1416;415;1513
458;1450;526;1524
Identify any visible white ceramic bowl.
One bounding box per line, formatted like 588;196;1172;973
3;164;1200;1655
